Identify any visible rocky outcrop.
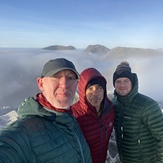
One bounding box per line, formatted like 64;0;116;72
84;44;110;54
43;45;76;50
106;130;121;163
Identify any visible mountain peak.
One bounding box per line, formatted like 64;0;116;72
84;44;110;54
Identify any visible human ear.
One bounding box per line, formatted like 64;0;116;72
37;77;44;91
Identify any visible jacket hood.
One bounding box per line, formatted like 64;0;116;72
17;97;54;118
77;68;107;111
18;97;79;130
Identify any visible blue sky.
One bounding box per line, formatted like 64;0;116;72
0;0;163;49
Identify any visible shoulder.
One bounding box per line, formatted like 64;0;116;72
135;93;158;107
71;102;85;117
17;97;40;117
134;93;162;116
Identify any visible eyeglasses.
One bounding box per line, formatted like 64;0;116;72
50;74;78;84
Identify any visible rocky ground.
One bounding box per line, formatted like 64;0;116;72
105;129;121;163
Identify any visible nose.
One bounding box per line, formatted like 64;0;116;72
120;81;126;87
92;88;99;95
58;77;69;87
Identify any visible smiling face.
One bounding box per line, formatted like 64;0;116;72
86;84;104;112
114;77;132;96
37;70;78;109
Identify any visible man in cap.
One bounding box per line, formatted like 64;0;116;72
70;68;114;163
112;61;163;163
0;58;92;163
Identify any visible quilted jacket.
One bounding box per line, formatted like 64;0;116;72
71;68;114;163
113;73;163;163
0;97;92;163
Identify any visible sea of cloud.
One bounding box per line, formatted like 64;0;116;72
0;48;163;108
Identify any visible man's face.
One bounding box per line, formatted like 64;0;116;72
86;84;104;111
37;70;78;109
114;77;132;96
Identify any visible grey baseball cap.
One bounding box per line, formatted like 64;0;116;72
41;58;79;79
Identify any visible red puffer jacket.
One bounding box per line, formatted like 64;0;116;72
70;68;114;163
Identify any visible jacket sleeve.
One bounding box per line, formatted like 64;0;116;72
0;123;34;163
142;101;163;162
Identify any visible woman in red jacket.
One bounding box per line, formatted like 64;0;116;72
70;68;114;163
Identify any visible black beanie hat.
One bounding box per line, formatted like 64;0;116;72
113;61;133;86
86;78;105;91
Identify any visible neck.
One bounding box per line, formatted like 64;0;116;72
95;106;101;112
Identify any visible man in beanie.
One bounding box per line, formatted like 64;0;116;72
112;61;163;163
70;68;114;163
0;58;92;163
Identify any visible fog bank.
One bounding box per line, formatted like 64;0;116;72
0;48;163;108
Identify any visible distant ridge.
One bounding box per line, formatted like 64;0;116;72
42;44;163;58
107;46;163;59
43;45;76;50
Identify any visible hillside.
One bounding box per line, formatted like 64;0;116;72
107;46;163;59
